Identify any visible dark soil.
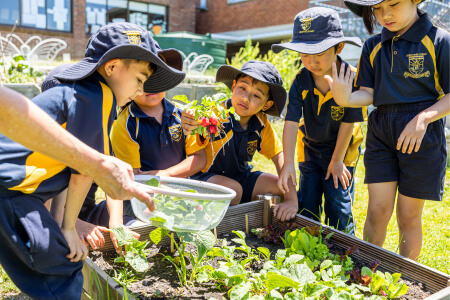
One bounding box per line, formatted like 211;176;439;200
91;232;432;300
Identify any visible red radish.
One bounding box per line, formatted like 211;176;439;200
208;125;217;134
143;207;151;215
196;205;203;211
209;115;218;126
200;117;210;127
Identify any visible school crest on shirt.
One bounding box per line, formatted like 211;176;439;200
247;140;258;156
299;18;314;33
404;53;430;79
331;106;344;121
123;31;142;45
169;124;182;142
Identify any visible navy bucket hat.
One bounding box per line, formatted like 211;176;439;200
144;48;184;93
55;22;185;93
216;60;287;117
344;0;426;17
271;7;362;55
41;63;73;92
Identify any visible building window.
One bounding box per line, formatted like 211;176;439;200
0;0;71;31
86;1;168;35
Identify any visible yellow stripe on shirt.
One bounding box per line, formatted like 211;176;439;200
10;123;68;194
421;35;444;99
100;82;113;156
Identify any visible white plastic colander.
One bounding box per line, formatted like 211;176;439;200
131;175;236;232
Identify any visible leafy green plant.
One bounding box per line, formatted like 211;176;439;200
109;227;149;273
361;267;408;299
149;227;216;286
1;55;43;83
142;178;228;231
173;93;238;138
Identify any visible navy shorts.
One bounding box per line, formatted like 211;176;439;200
364;101;447;201
192;171;263;203
0;195;83;299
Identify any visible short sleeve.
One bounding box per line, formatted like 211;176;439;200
110;112;141;169
185;134;208;156
258;114;283;160
342;107;367;123
355;39;376;89
285;74;304;122
436;29;450;94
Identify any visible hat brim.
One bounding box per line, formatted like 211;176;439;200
344;0;425;16
216;65;287;117
272;36;362;55
54;44;185;94
144;48;185;93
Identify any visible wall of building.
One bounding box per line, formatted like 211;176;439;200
0;0;197;60
196;0;309;34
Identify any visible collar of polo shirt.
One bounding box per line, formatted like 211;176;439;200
129;98;175;120
381;13;433;43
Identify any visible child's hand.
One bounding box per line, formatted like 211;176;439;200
324;62;355;106
61;227;88;262
325;161;352;189
273;200;298;222
181;109;198;135
278;164;297;194
109;224;140;255
397;114;428;154
75;219;108;250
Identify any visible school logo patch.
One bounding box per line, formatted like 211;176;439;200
404;53;430;79
247;140;258;156
331;106;344;121
299;18;314;33
169;124;182;142
123;31;142;45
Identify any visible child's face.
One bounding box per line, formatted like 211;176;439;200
230;75;273;117
103;59;152;106
372;0;420;35
299;44;344;77
134;91;166;108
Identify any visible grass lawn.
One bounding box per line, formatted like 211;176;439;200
1;120;449;298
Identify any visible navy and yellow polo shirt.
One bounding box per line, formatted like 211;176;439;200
110;99;204;171
199;99;283;178
0;72;116;201
285;61;366;167
356;13;449;106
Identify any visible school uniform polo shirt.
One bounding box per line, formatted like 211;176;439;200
0;72;116;201
110;99;204;171
200;99;283;178
356;13;450;106
285;63;366;167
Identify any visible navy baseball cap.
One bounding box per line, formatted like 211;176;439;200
216;60;287;117
271;7;362;55
344;0;425;17
55;22;185;93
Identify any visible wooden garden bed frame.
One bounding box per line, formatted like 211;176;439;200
82;197;450;300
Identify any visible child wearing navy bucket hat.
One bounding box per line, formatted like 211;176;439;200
272;7;367;235
181;60;299;222
331;0;450;260
0;22;185;299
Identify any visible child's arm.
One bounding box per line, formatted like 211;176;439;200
326;122;354;189
50;189;68;227
272;152;298;222
278;121;299;194
397;93;450;154
61;173;93;262
106;195;140;254
325;62;374;108
140;149;207;178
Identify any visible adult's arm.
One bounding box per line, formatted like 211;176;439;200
0;87;154;210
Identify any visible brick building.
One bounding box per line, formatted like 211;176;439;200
0;0;197;60
196;0;310;56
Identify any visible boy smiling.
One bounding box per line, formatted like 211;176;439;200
182;61;298;222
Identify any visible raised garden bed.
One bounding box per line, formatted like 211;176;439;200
82;197;450;300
